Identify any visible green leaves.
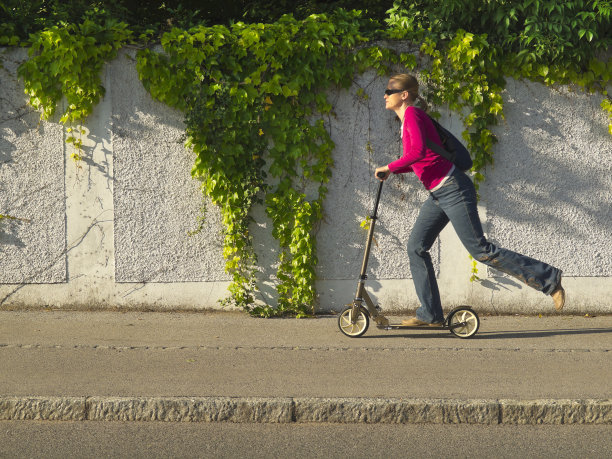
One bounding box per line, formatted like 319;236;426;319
391;1;611;186
134;10;386;316
388;0;611;68
602;97;612;135
17;18;131;161
419;28;506;187
18;20;131;123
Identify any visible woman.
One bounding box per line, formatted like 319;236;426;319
375;74;565;326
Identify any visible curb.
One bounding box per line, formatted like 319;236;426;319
1;397;611;424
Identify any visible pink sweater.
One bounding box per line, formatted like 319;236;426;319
388;106;454;190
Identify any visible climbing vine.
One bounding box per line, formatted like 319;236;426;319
387;0;612;185
136;11;400;316
0;214;30;223
16;19;131;159
8;1;611;315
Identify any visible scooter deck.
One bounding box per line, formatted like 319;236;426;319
376;323;460;331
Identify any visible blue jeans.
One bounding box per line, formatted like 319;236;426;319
408;168;562;323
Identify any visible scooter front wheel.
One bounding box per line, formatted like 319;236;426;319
338;306;369;337
447;307;480;338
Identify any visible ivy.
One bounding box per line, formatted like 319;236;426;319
136;11;398;316
0;31;19;47
387;0;612;183
0;214;30;223
417;31;505;186
16;18;131;159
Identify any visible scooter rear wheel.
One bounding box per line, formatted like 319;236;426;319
447;307;480;338
338;306;369;337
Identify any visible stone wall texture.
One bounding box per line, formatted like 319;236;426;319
0;49;66;284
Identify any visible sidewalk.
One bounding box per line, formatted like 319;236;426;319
1;310;611;424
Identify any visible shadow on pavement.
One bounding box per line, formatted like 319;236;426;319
361;327;612;340
474;328;612;339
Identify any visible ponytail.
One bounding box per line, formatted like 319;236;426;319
415;95;429;112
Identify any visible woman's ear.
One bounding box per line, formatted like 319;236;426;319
403;91;417;105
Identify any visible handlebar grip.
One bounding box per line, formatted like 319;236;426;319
376;171;387;178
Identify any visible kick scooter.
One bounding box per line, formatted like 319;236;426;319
337;174;480;338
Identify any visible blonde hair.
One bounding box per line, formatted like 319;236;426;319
389;73;429;111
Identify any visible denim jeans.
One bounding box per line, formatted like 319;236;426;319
407;168;562;323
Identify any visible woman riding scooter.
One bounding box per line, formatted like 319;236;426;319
374;74;565;326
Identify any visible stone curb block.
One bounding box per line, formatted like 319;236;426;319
293;398;500;424
86;397;293;422
0;397;86;421
500;399;612;425
1;396;610;424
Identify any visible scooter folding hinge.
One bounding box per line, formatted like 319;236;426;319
374;314;389;327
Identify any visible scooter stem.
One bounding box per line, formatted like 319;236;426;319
359;180;384;279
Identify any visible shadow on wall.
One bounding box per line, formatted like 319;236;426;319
0;55;41;255
110;51;186;136
0;135;16;169
316;70;430;283
0;52;35;180
110;51;229;284
247;70;423;309
482;79;612;278
477;277;522;293
0;218;27;249
76;132;113;185
315;73;610;308
0;211;112;306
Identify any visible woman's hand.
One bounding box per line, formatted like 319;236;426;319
375;166;390;181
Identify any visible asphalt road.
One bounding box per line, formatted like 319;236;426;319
1;421;611;458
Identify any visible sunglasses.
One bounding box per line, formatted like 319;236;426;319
384;88;405;96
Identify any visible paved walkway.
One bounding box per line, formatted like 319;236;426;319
1;310;611;424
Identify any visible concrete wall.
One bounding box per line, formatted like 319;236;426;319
1;48;611;314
